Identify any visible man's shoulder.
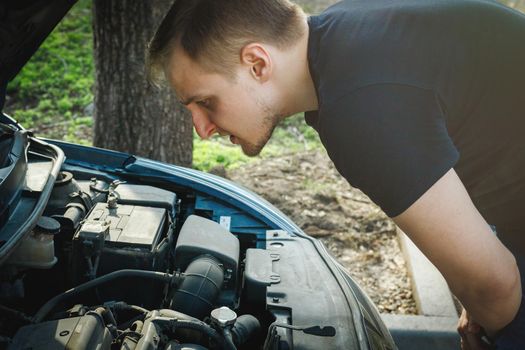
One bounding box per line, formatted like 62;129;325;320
311;0;516;41
317;0;509;18
307;0;525;116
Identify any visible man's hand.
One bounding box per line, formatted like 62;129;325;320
458;309;492;350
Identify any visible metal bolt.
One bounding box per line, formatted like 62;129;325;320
107;193;118;209
224;268;233;280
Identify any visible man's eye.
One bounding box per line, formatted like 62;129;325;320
197;99;210;108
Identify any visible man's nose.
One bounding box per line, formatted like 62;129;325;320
191;109;217;139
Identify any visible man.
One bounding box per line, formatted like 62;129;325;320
147;0;525;348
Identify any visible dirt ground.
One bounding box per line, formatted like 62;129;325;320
226;149;417;314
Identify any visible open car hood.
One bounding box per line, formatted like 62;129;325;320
0;0;76;111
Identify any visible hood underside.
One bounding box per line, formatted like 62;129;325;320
0;0;76;110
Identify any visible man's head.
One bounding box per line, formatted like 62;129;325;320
147;0;311;156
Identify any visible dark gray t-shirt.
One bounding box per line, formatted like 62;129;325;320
305;0;525;231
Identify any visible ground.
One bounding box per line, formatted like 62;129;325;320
226;149;417;314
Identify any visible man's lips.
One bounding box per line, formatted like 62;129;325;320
216;129;237;144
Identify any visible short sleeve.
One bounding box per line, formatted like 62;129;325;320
318;83;459;217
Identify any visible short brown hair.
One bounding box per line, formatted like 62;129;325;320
147;0;305;83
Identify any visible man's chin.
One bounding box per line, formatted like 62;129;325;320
240;142;265;157
237;137;270;157
236;114;280;157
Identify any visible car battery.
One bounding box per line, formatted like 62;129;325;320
71;191;174;306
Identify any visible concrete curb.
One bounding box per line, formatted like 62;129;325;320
381;314;460;350
397;228;457;318
379;228;460;350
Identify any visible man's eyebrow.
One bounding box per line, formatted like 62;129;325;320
179;95;203;106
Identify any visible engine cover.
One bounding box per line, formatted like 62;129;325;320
9;314;112;350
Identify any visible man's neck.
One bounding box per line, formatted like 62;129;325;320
278;15;319;117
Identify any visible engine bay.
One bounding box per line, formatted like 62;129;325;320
0;167;340;350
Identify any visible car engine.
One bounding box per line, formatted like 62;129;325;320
0;171;280;350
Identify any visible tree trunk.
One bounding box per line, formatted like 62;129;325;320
92;0;192;167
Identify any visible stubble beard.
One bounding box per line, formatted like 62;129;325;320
239;111;283;157
236;88;285;157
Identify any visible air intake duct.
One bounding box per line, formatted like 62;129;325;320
171;255;224;320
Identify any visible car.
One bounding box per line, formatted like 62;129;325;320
0;1;397;349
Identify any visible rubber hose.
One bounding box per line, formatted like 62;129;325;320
110;301;150;315
231;314;261;345
33;269;173;322
169;319;225;348
171;255;224;320
221;328;237;350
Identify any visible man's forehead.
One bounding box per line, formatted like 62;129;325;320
165;48;238;106
167;69;202;105
166;52;212;99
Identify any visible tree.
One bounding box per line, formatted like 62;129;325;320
92;0;192;167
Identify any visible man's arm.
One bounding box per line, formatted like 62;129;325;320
393;168;521;333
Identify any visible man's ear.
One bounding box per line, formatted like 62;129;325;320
240;43;272;83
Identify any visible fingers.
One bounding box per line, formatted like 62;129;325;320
461;336;468;350
466;331;490;350
461;337;470;350
468;321;480;333
458;309;490;350
461;333;490;350
458;309;469;337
